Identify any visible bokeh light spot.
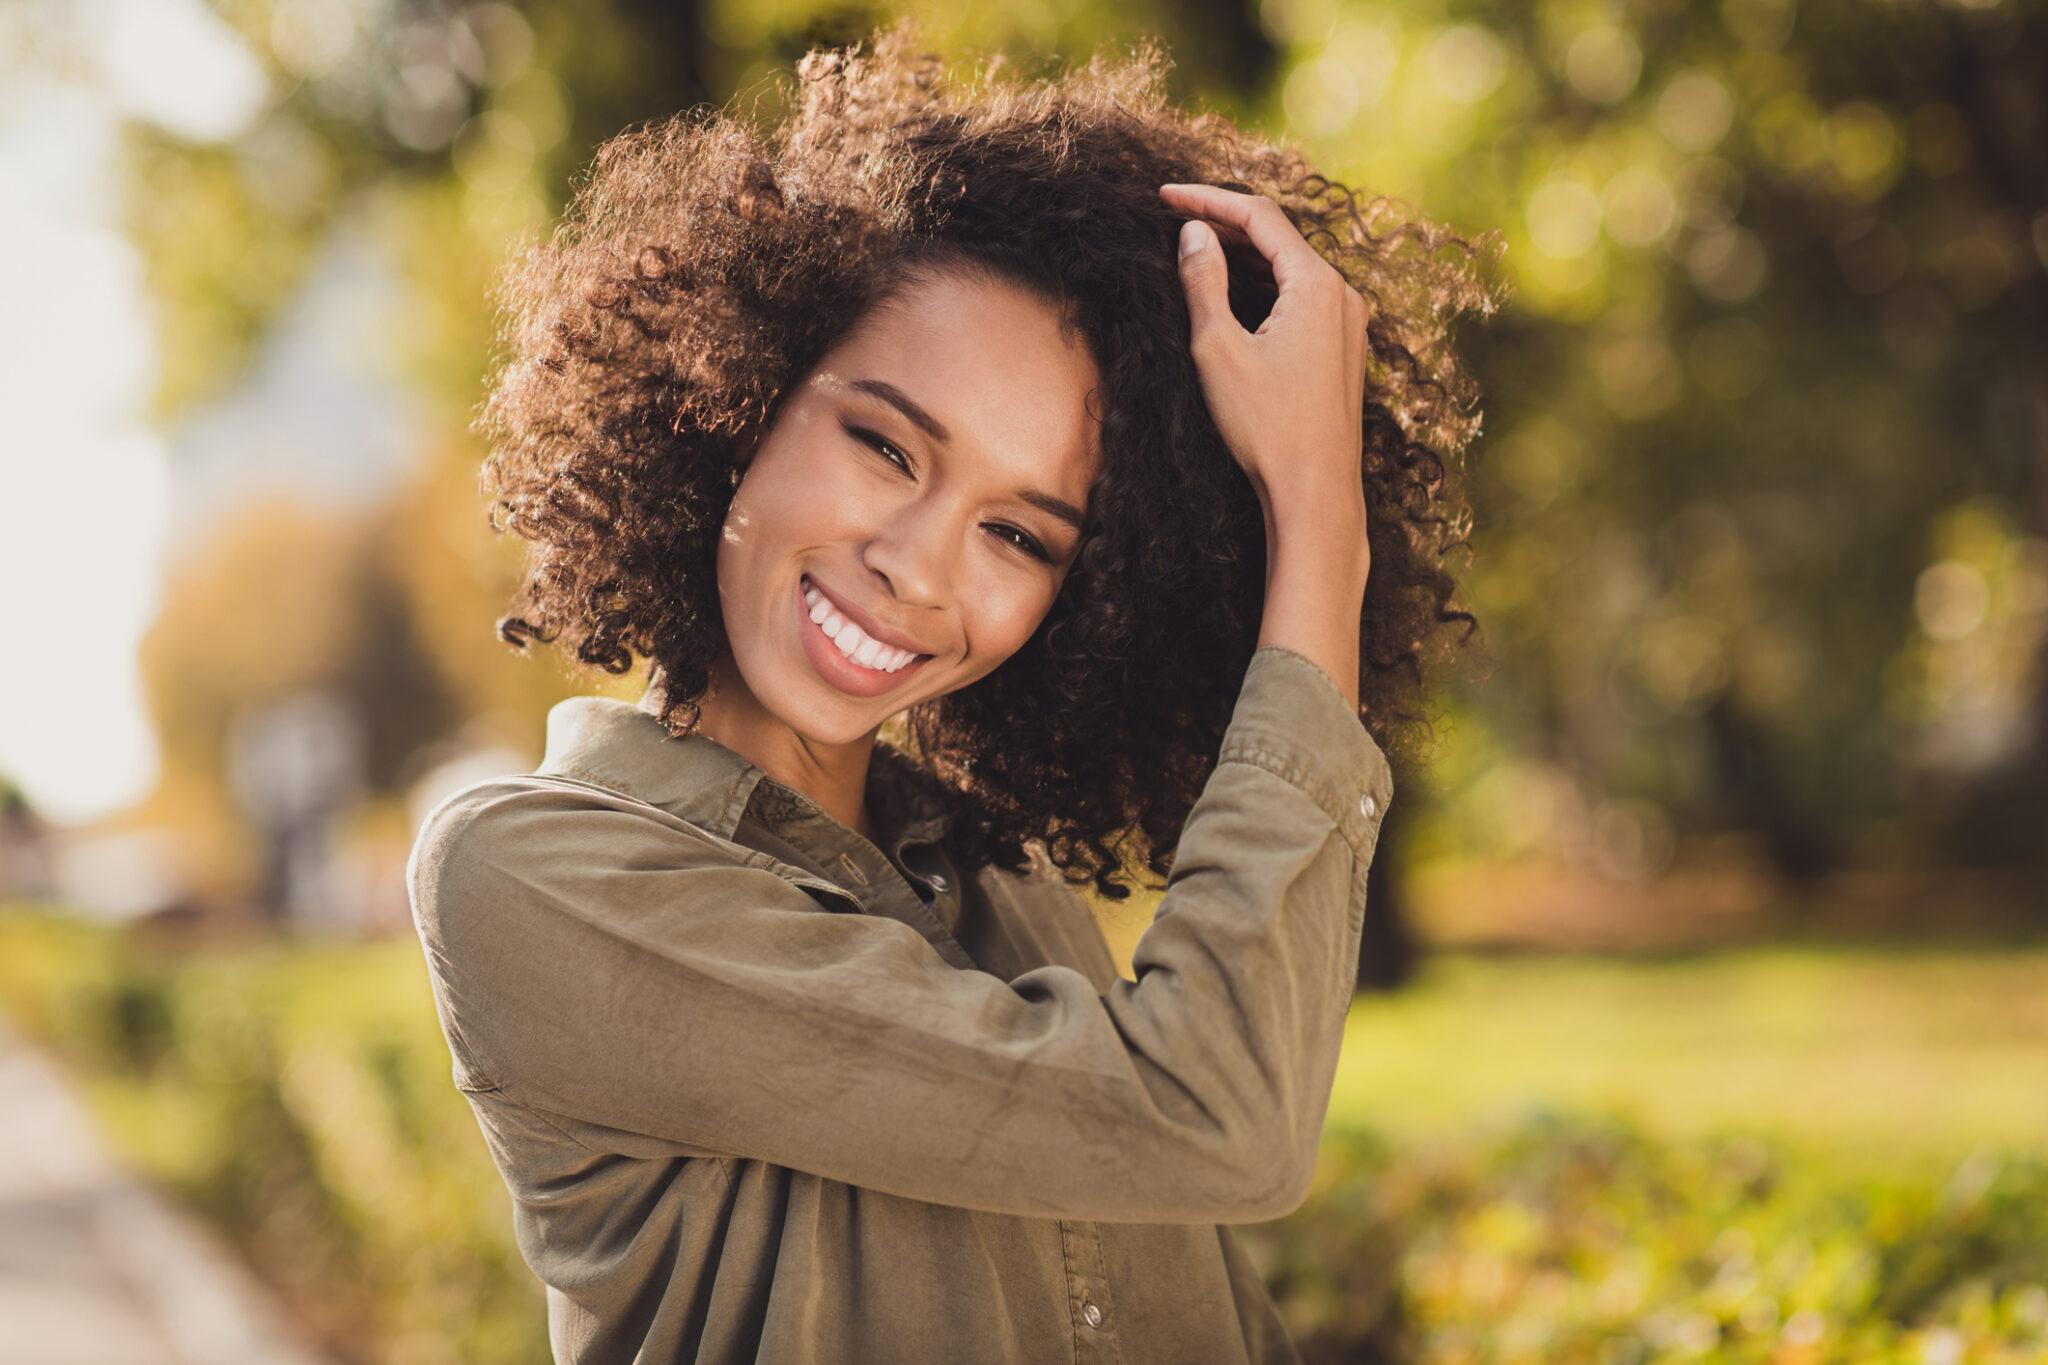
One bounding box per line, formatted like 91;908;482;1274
1657;71;1735;152
270;0;359;81
1603;167;1676;249
1427;25;1508;105
1687;226;1768;302
102;0;268;143
1829;102;1902;198
1528;178;1603;258
1563;26;1641;105
1916;562;1990;641
1282;55;1360;136
1260;0;1337;45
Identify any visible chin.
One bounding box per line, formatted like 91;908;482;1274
758;648;911;745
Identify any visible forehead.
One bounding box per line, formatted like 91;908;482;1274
815;273;1103;493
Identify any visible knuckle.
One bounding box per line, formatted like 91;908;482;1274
1307;270;1346;307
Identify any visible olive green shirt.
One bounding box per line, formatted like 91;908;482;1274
408;646;1393;1364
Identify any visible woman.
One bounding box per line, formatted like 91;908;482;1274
410;24;1490;1364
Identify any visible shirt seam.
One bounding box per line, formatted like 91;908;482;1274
1211;748;1382;870
1091;1226;1125;1364
516;1094;616;1158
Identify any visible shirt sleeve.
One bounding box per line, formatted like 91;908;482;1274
408;645;1392;1225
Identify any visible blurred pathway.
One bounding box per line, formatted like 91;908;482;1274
0;1022;330;1365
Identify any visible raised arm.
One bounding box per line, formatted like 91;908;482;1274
410;646;1389;1226
1159;180;1373;711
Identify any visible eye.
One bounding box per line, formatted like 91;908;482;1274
984;521;1052;562
843;421;912;474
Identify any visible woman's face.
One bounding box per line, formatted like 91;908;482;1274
713;271;1103;748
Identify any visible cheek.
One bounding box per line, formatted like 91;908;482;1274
959;562;1064;670
721;444;859;581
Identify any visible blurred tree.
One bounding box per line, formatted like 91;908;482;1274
139;500;458;906
1256;0;2045;897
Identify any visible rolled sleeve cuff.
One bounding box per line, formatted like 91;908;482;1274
1215;645;1394;868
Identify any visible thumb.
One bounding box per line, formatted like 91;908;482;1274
1176;219;1235;350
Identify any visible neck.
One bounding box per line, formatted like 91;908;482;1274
687;654;881;842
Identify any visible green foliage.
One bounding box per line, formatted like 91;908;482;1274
1325;947;2048;1158
4;910;2045;1364
1251;1115;2048;1364
1251;0;2048;876
0;912;545;1365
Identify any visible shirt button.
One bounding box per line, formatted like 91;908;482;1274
926;872;950;893
1359;793;1378;820
1081;1301;1103;1329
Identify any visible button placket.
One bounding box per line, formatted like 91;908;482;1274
1057;1220;1119;1360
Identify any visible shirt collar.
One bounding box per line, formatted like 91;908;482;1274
534;685;954;848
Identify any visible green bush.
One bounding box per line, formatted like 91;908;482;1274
1248;1115;2048;1364
2;910;2043;1365
0;911;546;1365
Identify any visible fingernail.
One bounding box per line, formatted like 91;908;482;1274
1178;219;1208;261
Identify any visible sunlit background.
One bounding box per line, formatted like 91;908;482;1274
0;0;2043;1361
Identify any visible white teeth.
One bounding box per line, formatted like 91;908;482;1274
805;580;921;672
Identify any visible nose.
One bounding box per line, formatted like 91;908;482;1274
861;497;954;610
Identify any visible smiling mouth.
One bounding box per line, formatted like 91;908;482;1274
802;579;928;674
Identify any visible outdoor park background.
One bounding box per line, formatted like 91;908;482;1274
0;0;2043;1362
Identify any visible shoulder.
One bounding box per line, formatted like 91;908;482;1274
405;771;759;945
410;771;654;879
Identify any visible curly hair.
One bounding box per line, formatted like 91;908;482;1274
478;22;1497;898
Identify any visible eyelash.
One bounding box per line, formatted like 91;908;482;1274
846;423;914;474
843;422;1054;564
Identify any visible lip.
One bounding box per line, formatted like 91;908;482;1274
801;575;936;656
796;575;937;698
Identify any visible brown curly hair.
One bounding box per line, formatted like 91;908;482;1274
478;22;1497;898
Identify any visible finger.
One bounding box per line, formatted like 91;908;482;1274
1159;183;1328;296
1343;286;1370;388
1175;219;1239;354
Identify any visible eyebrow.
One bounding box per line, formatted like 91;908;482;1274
848;377;1090;535
849;378;950;443
1021;491;1088;534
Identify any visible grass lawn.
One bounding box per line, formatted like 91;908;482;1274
1326;946;2048;1168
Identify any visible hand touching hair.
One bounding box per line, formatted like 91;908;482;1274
478;22;1498;897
